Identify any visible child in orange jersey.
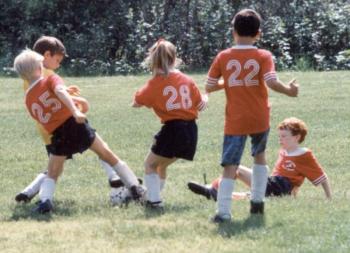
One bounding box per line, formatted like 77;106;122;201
13;49;144;213
206;9;299;222
132;39;208;209
188;117;332;201
15;36;120;203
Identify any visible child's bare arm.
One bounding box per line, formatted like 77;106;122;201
54;85;86;123
266;78;299;97
72;96;89;113
205;79;225;93
320;178;332;200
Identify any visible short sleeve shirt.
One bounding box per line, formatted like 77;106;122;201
134;71;203;123
207;46;276;135
25;74;73;134
272;149;327;187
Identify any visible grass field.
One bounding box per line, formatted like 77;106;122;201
0;72;350;253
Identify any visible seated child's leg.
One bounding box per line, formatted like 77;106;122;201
236;165;253;187
89;134;139;188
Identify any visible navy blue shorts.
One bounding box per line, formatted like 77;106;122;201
151;119;197;161
46;116;96;158
265;176;292;197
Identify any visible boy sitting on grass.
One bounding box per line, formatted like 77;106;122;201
188;117;332;201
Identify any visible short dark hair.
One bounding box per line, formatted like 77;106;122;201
231;9;261;37
33;36;67;56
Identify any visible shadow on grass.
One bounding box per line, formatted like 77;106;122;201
216;214;266;238
142;202;192;219
7;199;77;221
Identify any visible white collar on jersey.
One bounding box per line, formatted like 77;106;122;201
232;45;257;50
25;77;44;95
285;147;308;156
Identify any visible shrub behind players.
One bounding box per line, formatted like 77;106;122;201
13;49;144;213
132;39;208;209
205;9;299;222
188;117;332;201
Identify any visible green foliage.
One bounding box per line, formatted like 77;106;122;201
1;0;349;75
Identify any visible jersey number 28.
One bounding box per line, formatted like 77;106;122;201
163;85;192;111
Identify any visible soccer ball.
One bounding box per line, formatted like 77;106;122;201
110;186;131;206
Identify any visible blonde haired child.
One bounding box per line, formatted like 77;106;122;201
14;49;144;213
133;39;208;209
15;36;121;203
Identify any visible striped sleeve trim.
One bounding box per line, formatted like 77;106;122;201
263;72;277;82
206;76;219;87
197;101;207;111
312;174;327;186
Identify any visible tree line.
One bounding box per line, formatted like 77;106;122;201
1;0;349;76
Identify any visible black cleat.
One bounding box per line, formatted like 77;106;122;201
145;201;164;212
129;185;146;202
15;193;34;203
187;181;217;201
250;201;264;214
109;178;143;188
32;199;53;214
210;213;231;223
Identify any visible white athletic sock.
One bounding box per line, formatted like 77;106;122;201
216;178;234;218
39;177;56;202
251;164;269;202
144;173;161;203
160;179;165;191
112;160;138;188
22;172;47;197
100;159;119;181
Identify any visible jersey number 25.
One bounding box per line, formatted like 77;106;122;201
31;91;62;123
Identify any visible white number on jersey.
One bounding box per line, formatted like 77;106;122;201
31;91;62;123
163;85;192;111
226;59;260;87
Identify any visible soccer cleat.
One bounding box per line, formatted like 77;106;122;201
145;201;164;212
187;181;217;201
15;192;34;203
109;178;143;188
32;199;53;214
210;213;231;223
250;201;264;214
129;185;146;202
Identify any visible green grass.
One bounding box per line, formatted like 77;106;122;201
1;72;350;253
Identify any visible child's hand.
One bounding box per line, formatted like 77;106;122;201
73;110;87;123
288;79;299;97
198;93;209;111
67;85;81;96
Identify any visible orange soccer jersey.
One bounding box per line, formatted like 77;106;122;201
23;68;54;144
134;71;205;123
207;45;277;135
272;149;327;187
25;74;73;134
